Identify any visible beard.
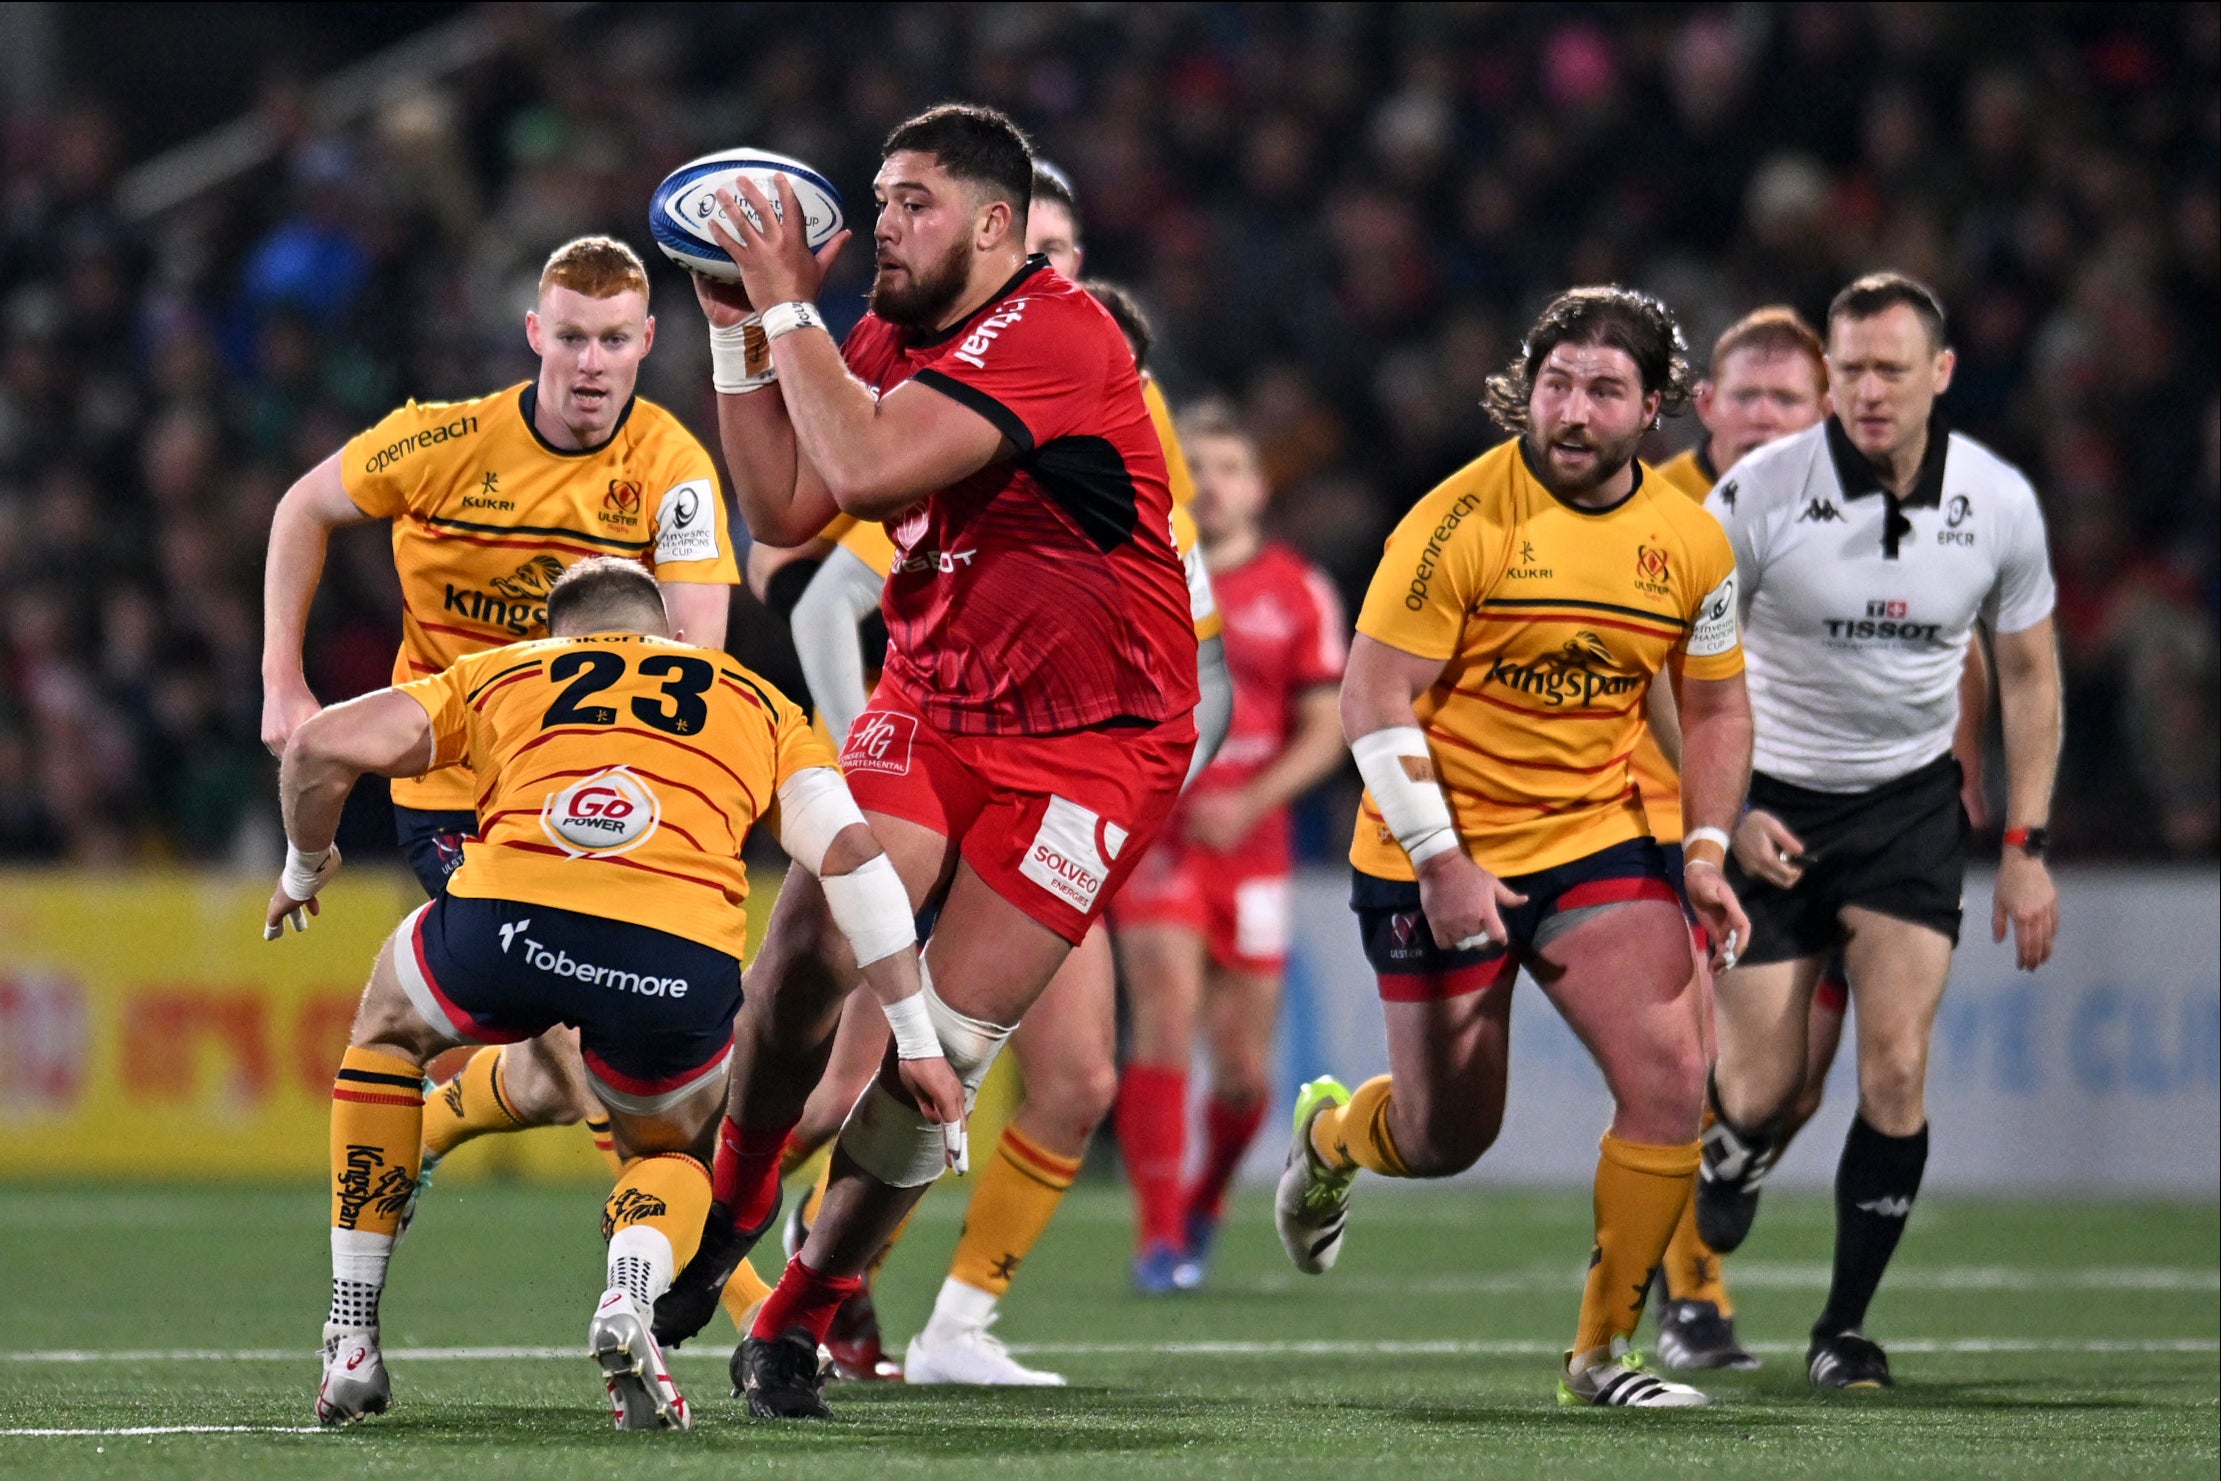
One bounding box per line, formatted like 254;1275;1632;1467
869;236;973;328
1524;423;1645;498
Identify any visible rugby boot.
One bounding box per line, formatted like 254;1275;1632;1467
1557;1343;1711;1408
1695;1087;1779;1255
734;1328;833;1419
1131;1241;1183;1296
589;1288;690;1430
1273;1076;1357;1275
1172;1207;1220;1290
824;1284;902;1381
1655;1299;1761;1372
315;1323;391;1426
904;1312;1066;1386
1808;1330;1893;1390
653;1186;781;1349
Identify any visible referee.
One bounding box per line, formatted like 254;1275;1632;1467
1694;273;2062;1391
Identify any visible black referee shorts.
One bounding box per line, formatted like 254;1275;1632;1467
1728;752;1968;966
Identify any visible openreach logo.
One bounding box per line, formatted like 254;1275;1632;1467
507;931;689;999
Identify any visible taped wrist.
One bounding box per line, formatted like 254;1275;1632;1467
879;991;938;1060
281;842;342;901
709;314;775;394
1350;727;1459;865
833;969;1012;1188
822;854;916;968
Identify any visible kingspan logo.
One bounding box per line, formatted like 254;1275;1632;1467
1483;632;1643;708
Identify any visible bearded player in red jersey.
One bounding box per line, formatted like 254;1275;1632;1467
656;105;1198;1420
1111;404;1349;1291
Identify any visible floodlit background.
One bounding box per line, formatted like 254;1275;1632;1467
0;2;2212;1194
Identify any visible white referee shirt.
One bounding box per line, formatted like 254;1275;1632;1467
1705;415;2055;793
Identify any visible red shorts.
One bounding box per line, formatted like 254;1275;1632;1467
1110;835;1292;972
840;684;1196;946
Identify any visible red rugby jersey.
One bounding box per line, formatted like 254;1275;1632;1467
841;257;1198;735
1179;543;1347;857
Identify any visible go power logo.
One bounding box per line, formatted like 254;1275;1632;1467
540;767;661;857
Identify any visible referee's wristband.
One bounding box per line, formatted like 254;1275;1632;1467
761;300;826;342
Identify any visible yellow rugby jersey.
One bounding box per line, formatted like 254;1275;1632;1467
818;376;1220;637
396;634;833;959
342;383;738;811
1652;444;1719;504
1351;440;1742;881
1629;442;1722;841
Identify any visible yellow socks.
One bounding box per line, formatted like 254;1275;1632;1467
1574;1132;1701;1359
719;1257;777;1331
946;1126;1082;1299
1310;1075;1411;1177
1661;1197;1732;1314
604;1153;711;1309
328;1046;426;1330
420;1047;521;1160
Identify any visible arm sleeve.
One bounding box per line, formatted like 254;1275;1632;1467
337;403;426;519
1353;480;1491;661
1184;635;1234;789
1676;523;1746;681
910;291;1100;453
650;437;738;582
791;545;886;743
1981;482;2059;635
389;665;473;774
1146;378;1196;511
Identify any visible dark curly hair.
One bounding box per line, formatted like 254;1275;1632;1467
1483;286;1693;432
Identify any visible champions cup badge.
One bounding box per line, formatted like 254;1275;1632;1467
541;767;661;857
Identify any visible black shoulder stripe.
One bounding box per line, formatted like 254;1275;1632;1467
911;368;1035;455
722;669;780;715
465;659;543;704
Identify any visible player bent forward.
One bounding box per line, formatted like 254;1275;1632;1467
269;558;961;1429
1275;287;1755;1408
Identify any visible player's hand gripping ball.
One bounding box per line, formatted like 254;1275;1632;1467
649;148;844;282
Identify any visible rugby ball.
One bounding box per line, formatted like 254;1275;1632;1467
648;148;844;282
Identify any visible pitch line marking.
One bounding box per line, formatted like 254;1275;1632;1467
1;1425;325;1437
2;1337;2213;1368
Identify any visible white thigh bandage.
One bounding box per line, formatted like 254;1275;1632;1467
821;854;916;968
1350;726;1460;865
776;767;864;876
833;968;1013;1188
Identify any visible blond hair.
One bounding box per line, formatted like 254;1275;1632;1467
539;236;650;303
1710;305;1826;386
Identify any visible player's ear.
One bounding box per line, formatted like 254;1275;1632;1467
1931;346;1956;396
1642;389;1664;431
1693;379;1716;428
978;198;1011;252
641;314;656;356
524;309;543;356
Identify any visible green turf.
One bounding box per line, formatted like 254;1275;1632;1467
0;1179;2212;1479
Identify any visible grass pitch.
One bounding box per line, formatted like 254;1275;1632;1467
0;1179;2212;1479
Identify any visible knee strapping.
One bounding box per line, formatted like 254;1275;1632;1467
834;971;1013;1188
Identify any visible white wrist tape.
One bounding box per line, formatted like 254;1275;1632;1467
821;854;916;968
1682;826;1731;859
880;991;940;1060
709;314;775;394
760;300;825;342
281;842;341;901
776;767;864;875
1350;727;1460;866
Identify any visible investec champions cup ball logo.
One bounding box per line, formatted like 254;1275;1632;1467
541;767;661;857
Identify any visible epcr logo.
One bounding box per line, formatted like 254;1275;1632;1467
541;767;661;857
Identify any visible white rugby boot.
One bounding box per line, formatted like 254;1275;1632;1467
315;1323;391;1425
904;1312;1065;1386
590;1287;692;1430
1557;1342;1711;1408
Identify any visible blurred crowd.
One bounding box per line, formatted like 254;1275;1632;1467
0;2;2212;864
